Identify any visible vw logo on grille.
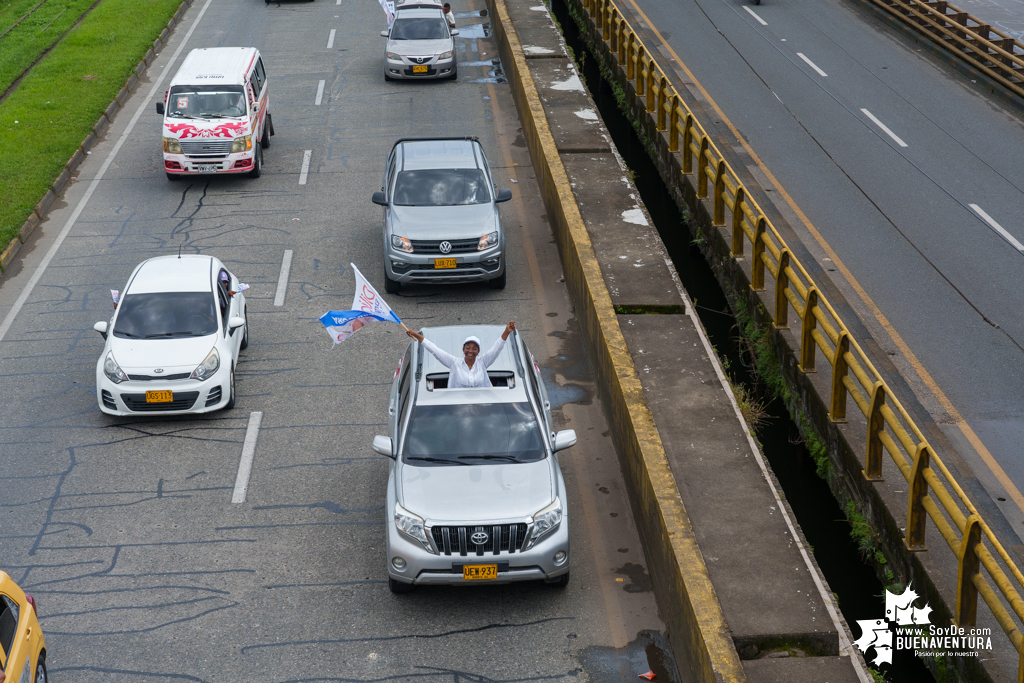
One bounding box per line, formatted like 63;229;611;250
470;531;489;545
153;369;164;374
439;241;452;254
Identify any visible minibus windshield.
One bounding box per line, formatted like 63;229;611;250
167;85;247;119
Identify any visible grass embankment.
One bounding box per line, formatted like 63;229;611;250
0;0;101;97
0;0;184;250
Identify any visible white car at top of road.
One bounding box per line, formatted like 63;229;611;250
93;255;248;416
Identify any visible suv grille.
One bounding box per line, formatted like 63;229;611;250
410;238;479;254
431;523;528;556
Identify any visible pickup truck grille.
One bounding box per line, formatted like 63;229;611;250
431;523;528;556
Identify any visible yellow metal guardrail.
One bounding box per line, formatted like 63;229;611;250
578;0;1024;675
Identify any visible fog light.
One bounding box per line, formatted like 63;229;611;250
392;557;407;570
553;551;567;565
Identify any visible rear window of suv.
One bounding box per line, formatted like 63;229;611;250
393;169;491;206
402;402;546;465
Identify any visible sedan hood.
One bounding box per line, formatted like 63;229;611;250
391;204;497;241
400;460;553;522
388;39;452;55
109;335;217;372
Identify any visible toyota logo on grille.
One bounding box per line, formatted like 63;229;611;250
439;241;452;254
471;531;489;545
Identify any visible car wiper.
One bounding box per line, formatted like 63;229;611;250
143;331;199;338
114;331;140;339
200;113;231;118
406;456;470;465
457;454;523;463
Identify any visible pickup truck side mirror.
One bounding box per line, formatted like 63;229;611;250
552;429;577;452
373;435;395;458
371;191;388;206
155;102;165;115
495;188;512;203
93;321;109;340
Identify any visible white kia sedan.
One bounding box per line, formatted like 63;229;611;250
93;255;248;416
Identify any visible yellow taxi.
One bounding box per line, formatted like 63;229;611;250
0;572;46;683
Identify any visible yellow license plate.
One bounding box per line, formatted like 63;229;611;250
145;390;173;403
434;258;456;269
413;65;428;73
463;564;498;580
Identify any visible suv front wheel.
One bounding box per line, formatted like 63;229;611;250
487;270;506;290
389;577;414;593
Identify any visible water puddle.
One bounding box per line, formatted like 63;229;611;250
453;21;491;39
579;630;681;682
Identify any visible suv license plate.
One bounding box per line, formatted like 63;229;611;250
463;564;497;580
434;258;456;269
146;390;173;403
194;164;217;172
413;65;429;73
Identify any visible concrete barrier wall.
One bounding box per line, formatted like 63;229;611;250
486;0;745;680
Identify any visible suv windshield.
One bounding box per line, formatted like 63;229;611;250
402;402;546;465
167;85;246;118
391;16;449;40
393;169;491;206
113;292;218;339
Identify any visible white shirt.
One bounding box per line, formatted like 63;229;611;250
422;337;505;388
445;10;456;26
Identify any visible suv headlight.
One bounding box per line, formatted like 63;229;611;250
524;497;562;550
189;348;220;381
395;503;434;551
103;352;128;384
387;51;403;60
477;231;498;250
162;137;183;154
438;50;453;60
230;135;252;153
391;235;413;253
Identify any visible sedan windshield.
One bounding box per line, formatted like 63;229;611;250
391;17;449;40
393;169;491;206
402;402;546;465
167;85;246;118
113;292;218;339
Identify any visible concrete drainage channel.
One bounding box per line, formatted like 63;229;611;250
544;0;939;680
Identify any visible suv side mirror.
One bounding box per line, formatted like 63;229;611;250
495;188;512;203
371;191;388;206
373;435;394;458
552;429;577;452
380;30;390;37
155;102;165;115
93;321;109;339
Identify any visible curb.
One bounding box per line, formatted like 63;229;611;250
0;0;195;280
487;0;745;680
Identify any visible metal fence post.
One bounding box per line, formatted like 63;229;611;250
713;160;726;225
601;3;609;39
957;515;983;626
864;381;885;478
646;67;655;111
905;442;931;551
751;217;766;291
800;287;818;372
774;249;791;329
697;137;710;198
635;48;645;91
626;34;636;79
610;13;619;52
731;186;745;256
657;77;668;130
830;331;850;422
668;95;680;152
682;114;694;173
618;25;627;65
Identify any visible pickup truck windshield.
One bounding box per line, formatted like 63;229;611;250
393;169;490;206
402;402;545;465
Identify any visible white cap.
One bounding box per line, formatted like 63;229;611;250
463;335;482;348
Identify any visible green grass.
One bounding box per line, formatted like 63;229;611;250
0;0;100;97
0;0;183;251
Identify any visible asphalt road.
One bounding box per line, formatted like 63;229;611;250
0;0;675;680
611;0;1024;539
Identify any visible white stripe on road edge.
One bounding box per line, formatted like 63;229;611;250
861;108;908;147
0;0;216;344
337;0;341;4
298;149;312;185
797;52;827;77
970;204;1024;252
231;411;264;504
315;80;326;105
327;28;336;48
274;250;293;307
743;6;767;25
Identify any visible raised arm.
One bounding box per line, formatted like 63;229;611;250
420;339;460;369
480;321;516;368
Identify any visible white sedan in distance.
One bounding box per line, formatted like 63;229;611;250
93;254;248;416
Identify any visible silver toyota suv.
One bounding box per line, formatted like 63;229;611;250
371;137;513;292
371;325;576;592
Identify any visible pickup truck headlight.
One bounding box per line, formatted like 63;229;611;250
230;135;252;153
162;137;183;154
438;50;453;60
103;352;128;384
524;497;562;550
395;503;434;551
391;235;414;253
189;348;220;381
477;231;498;250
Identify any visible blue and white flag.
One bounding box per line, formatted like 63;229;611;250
319;264;403;346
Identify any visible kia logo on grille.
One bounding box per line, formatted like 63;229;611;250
153;369;164;374
471;531;489;545
439;241;452;254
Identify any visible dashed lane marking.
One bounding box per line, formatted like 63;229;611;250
231;411;264;504
327;28;336;48
299;149;312;185
970;204;1024;252
797;52;827;77
743;6;767;25
315;79;326;105
861;108;908;147
274;249;293;307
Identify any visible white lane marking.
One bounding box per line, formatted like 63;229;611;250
336;0;341;4
327;28;336;48
232;411;264;504
274;249;293;306
298;149;312;185
861;108;908;147
315;79;326;105
0;0;216;344
970;204;1024;251
797;52;827;77
744;6;767;25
